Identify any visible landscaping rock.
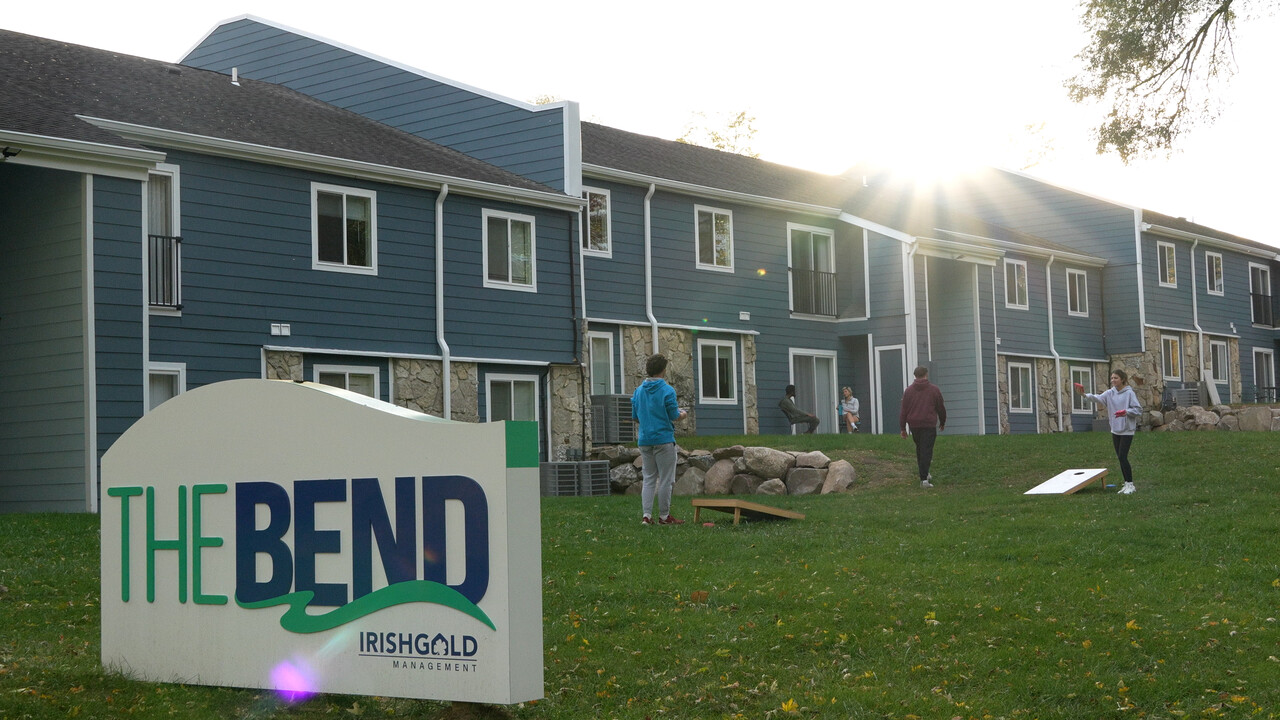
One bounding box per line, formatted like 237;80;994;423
730;474;765;495
1189;407;1220;428
686;450;716;472
713;445;745;460
785;467;825;496
745;446;796;479
756;479;786;495
598;445;640;467
610;463;639;492
1148;410;1164;427
674;466;706;495
703;459;736;495
1238;406;1273;432
624;482;641;495
794;450;831;468
1218;414;1239;431
821;460;856;493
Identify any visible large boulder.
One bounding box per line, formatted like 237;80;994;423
756;479;786;495
673;466;706;495
730;474;765;495
794;450;831;469
1218;413;1240;431
1238;406;1273;432
597;445;640;467
744;446;796;480
1148;410;1164;427
610;463;640;492
686;450;716;472
1189;407;1220;428
703;459;736;495
713;445;745;460
785;467;826;496
821;460;856;493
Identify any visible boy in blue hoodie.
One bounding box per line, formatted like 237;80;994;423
631;353;688;525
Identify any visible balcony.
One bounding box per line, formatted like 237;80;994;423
149;234;182;309
790;268;837;317
1250;292;1274;327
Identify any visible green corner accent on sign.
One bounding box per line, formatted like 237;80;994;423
237;581;496;632
505;421;539;468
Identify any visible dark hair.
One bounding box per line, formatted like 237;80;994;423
1111;368;1128;384
645;354;668;378
785;384;796;396
914;366;929;379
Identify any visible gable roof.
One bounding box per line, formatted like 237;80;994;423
1142;209;1279;259
0;28;564;199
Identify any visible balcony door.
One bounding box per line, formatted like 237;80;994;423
789;224;835;316
790;350;837;435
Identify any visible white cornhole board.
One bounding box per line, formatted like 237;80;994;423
1025;468;1109;495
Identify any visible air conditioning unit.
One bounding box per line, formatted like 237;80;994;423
591;394;634;444
539;460;612;497
576;460;610;497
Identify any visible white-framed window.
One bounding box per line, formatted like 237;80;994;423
148;361;186;411
148;164;182;311
694;205;734;272
1161;334;1182;380
581;187;611;257
1254;348;1276;402
312;182;376;274
486;374;539;422
1070;366;1093;414
587;331;615;396
1208;340;1229;385
788;223;836;316
1004;259;1028;309
1249;262;1272;326
1205;252;1224;296
315;365;380;399
1157;241;1177;288
483;209;537;291
1066;268;1088;317
1008;362;1033;413
697;339;737;404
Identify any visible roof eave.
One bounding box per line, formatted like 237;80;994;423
584;162;842;218
1141;222;1280;261
0;128;166;180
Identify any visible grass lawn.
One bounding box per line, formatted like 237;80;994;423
1;431;1277;719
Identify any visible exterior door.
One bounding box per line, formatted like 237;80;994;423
790;351;837;434
874;345;907;435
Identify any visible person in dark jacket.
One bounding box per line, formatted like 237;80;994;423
899;366;947;488
779;385;820;434
631;353;687;525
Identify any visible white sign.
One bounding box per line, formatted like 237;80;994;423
100;379;543;704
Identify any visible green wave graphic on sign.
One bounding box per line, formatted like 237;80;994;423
237;581;496;632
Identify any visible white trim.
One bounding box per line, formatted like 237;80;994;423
1205;251;1225;296
1208;339;1229;386
260;344;555;367
587;331;616;396
0;129;163;181
873;344;907;436
786;222;835;318
1157;240;1177;288
147;362;188;411
484;373;540;423
584;163;844;218
693;204;734;272
1143;221;1280;261
1008;361;1034;414
1160;334;1183;380
697;339;739;405
787;347;838;434
82;175;99;513
972;264;985;434
310;182;378;275
1003;258;1029;310
148;163;183;316
1069;365;1093;415
1066;268;1088;317
140;172;151;415
1134;208;1148;353
561;101;582;198
932;229;1104;267
580;186;612;258
482;209;538;292
1249;262;1272;325
1252;347;1275;400
313;364;382;400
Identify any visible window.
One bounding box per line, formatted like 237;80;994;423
1161;335;1182;380
788;224;836;316
483;210;536;291
315;365;379;399
1205;252;1224;295
1249;262;1273;326
1004;259;1028;309
1254;348;1276;403
148;362;186;411
1070;366;1093;413
312;183;376;274
1208;340;1229;385
588;332;615;396
1157;241;1176;287
698;340;737;404
1008;362;1033;413
148;165;181;310
487;374;539;422
1066;268;1088;317
581;187;611;257
694;205;733;271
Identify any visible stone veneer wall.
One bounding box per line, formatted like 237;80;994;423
265;350;303;382
620;326;696;435
390;358;478;422
548;363;586;461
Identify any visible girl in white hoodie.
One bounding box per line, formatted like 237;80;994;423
1074;369;1143;494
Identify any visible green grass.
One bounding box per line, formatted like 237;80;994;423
2;432;1278;719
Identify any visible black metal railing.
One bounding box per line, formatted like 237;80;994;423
790;268;837;317
148;234;182;309
1252;386;1277;404
1250;292;1274;327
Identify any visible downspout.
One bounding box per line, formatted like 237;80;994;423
573;199;589;456
1190;238;1206;387
1046;255;1061;433
991;266;1000;434
643;183;659;354
436;184;451;419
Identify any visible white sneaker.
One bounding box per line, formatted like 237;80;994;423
1118;481;1136;495
921;479;934;488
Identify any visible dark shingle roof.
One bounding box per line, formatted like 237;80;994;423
1142;209;1278;255
0;29;557;194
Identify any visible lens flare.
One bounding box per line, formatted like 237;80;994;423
756;268;766;276
270;659;317;703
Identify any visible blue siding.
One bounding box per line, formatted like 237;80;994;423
978;268;1000;435
182;19;569;190
996;254;1051;356
581;179;650;323
925;257;980;435
1142;234;1195;328
1052;264;1106;358
93;176;145;459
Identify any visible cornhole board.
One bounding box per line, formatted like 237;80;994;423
1024;468;1109;495
691;498;805;525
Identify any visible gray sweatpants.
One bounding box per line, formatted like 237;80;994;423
639;442;677;519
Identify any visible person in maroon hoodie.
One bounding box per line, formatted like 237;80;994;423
899;366;947;488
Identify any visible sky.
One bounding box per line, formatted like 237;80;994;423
7;1;1278;248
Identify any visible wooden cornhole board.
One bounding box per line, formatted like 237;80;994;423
1024;468;1109;495
691;498;805;525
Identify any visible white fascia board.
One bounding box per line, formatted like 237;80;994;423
0;129;164;180
998;351;1111;364
835;212;915;244
912;235;1002;266
584;163;843;218
80;116;585;212
583;316;760;337
261;344;556;367
1141;222;1280;261
934;228;1107;267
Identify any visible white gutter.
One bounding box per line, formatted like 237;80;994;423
643;183;659;354
1134;208;1148;352
436;184;451;419
1144;222;1280;261
583;315;759;337
1189;237;1206;387
585;163;843;218
991;266;1000;435
1046;255;1062;433
83;175;99;512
